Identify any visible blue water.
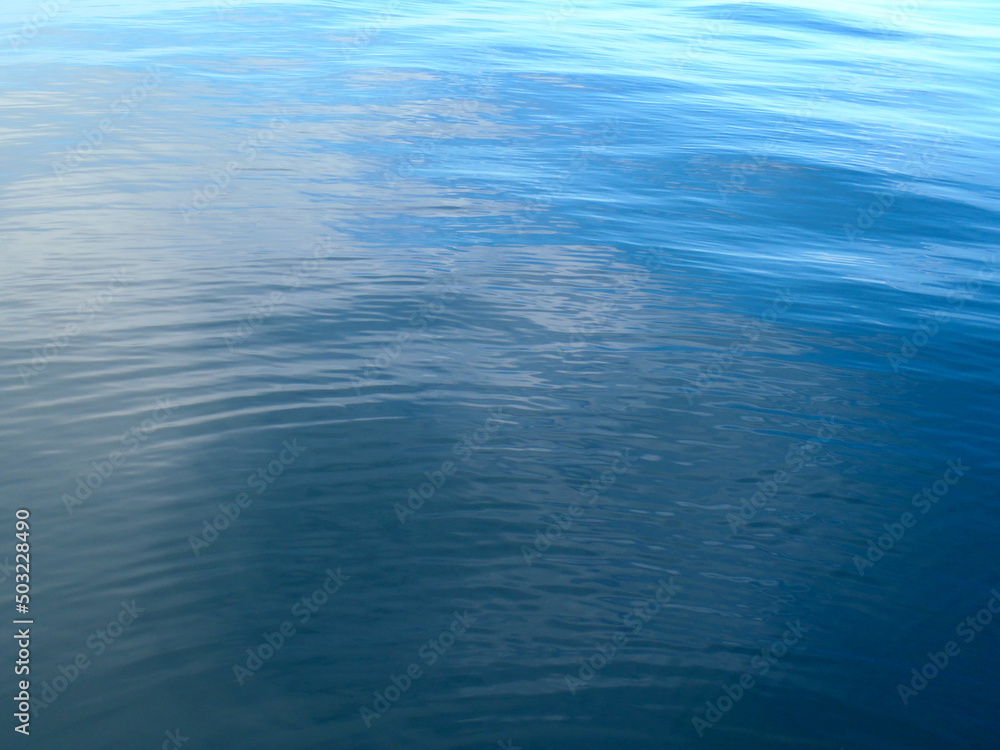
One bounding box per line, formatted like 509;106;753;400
2;1;999;748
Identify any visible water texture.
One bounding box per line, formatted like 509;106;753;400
1;1;998;748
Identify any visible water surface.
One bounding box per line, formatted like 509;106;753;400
1;1;999;748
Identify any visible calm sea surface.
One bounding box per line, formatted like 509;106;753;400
1;1;998;748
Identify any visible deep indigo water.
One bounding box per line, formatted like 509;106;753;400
1;1;999;748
